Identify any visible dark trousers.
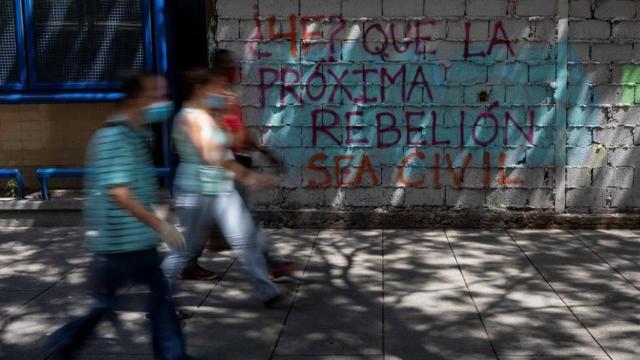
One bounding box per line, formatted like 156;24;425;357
45;248;186;360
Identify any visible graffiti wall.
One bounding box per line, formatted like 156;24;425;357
212;0;640;214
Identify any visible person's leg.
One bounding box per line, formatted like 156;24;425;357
236;183;298;276
44;254;122;356
211;190;281;302
162;192;214;283
255;226;276;268
234;182;278;268
257;224;301;280
134;249;186;360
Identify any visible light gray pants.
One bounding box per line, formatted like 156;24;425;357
162;189;280;301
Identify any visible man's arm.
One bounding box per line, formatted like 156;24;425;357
109;185;162;232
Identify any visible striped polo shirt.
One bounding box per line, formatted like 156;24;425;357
84;116;158;253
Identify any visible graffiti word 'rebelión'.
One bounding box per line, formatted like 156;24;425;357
311;102;535;148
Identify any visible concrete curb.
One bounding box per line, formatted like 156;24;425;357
256;208;640;229
1;199;640;228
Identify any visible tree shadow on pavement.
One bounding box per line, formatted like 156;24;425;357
1;228;640;359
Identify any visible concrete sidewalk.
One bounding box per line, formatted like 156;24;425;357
0;228;639;359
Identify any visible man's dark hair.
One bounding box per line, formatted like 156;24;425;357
119;72;151;100
211;49;234;76
182;68;213;99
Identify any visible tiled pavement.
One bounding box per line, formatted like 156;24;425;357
1;227;639;359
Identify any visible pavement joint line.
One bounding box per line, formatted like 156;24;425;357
0;229;78;272
196;257;237;309
0;261;87;323
568;229;640;293
443;230;500;360
381;230;385;359
6;229;639;358
268;229;321;360
504;230;613;360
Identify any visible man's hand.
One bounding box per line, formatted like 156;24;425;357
109;186;186;250
158;221;187;251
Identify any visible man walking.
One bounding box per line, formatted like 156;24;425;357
44;73;189;360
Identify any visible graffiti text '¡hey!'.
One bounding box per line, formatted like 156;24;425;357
249;16;515;61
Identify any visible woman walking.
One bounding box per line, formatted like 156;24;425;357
162;69;289;308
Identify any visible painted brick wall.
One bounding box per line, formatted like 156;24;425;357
210;0;640;214
567;0;640;212
0;103;115;192
211;0;565;212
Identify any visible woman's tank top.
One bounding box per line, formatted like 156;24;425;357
173;108;234;194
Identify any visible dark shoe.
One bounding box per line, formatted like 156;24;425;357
47;349;74;360
41;327;77;360
43;341;74;360
270;261;301;280
263;292;291;309
184;355;208;360
176;309;193;320
180;264;217;281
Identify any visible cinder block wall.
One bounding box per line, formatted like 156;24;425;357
0;103;115;192
210;0;640;214
566;0;640;211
